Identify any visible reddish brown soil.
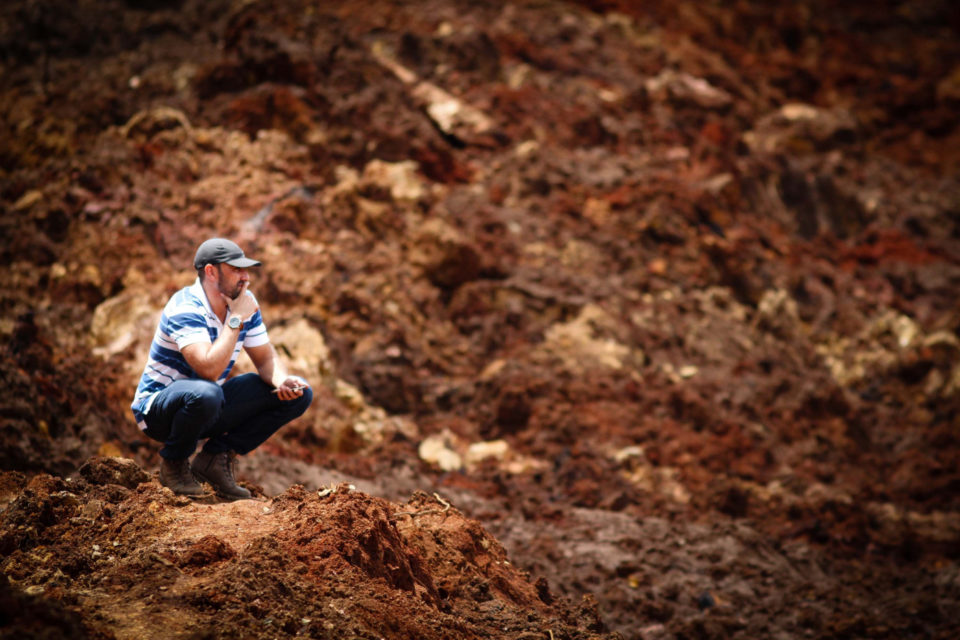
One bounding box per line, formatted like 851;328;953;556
0;460;606;639
2;1;960;639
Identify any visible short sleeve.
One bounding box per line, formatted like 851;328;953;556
243;308;270;347
167;311;211;349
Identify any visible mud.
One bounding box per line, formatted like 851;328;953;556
2;0;960;638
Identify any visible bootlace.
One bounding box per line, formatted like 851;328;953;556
220;452;238;483
174;458;194;483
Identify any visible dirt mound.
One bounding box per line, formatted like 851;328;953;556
0;458;610;639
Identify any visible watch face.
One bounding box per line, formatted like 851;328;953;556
228;316;241;329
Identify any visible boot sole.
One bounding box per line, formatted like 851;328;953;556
191;469;251;501
161;484;205;497
159;475;204;497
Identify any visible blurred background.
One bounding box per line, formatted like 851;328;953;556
1;1;959;637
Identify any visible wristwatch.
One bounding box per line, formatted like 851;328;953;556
227;314;243;330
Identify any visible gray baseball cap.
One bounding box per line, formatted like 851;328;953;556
193;238;262;269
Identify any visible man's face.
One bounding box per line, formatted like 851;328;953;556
215;263;249;299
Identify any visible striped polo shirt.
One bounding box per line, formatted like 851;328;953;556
131;278;270;429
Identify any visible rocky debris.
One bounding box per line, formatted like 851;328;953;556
493;506;960;639
371;41;495;144
1;0;960;639
645;70;733;110
0;463;614;640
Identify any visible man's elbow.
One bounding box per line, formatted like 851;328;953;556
192;363;223;382
181;346;223;382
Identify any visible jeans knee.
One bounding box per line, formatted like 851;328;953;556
293;386;313;416
187;383;224;422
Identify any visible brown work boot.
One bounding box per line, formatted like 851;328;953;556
191;450;251;500
159;457;204;496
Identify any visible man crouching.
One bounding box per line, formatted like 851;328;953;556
131;238;312;499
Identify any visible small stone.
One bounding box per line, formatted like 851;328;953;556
465;440;509;467
13;190;43;211
418;434;462;471
678;365;698;378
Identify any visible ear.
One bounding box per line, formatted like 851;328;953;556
204;263;218;280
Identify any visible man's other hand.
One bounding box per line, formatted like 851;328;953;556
274;375;310;401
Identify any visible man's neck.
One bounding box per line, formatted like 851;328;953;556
201;278;228;321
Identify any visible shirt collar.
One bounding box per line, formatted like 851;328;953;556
188;278;218;321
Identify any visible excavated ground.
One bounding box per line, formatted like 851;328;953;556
0;458;609;639
1;1;960;639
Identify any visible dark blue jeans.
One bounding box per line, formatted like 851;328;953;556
142;373;313;460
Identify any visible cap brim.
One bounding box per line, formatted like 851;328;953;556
225;257;262;268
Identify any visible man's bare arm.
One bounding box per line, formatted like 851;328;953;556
181;283;259;381
182;326;242;381
247;343;309;401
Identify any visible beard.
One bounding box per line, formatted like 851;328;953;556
216;269;244;300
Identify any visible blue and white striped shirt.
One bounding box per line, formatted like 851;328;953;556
131;279;270;429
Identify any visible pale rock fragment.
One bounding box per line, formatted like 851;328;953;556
645;70;732;109
13;190;43;211
678;365;699;379
755;288;801;337
419;432;463;471
743;103;857;154
371;42;492;140
90;291;156;359
465;440;510;467
539;304;633;372
362;160;424;201
268;318;333;380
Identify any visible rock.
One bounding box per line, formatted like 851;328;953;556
361;159;425;201
743;103;857;153
327;378;419;448
539;304;632;371
754;289;801;338
418;432;463;471
267;318;333;381
621;461;691;504
12;190;42;212
89;291;155;359
645;70;733;109
465;439;509;467
372;42;493;141
677;364;698;379
77;456;149;489
613;446;646;464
